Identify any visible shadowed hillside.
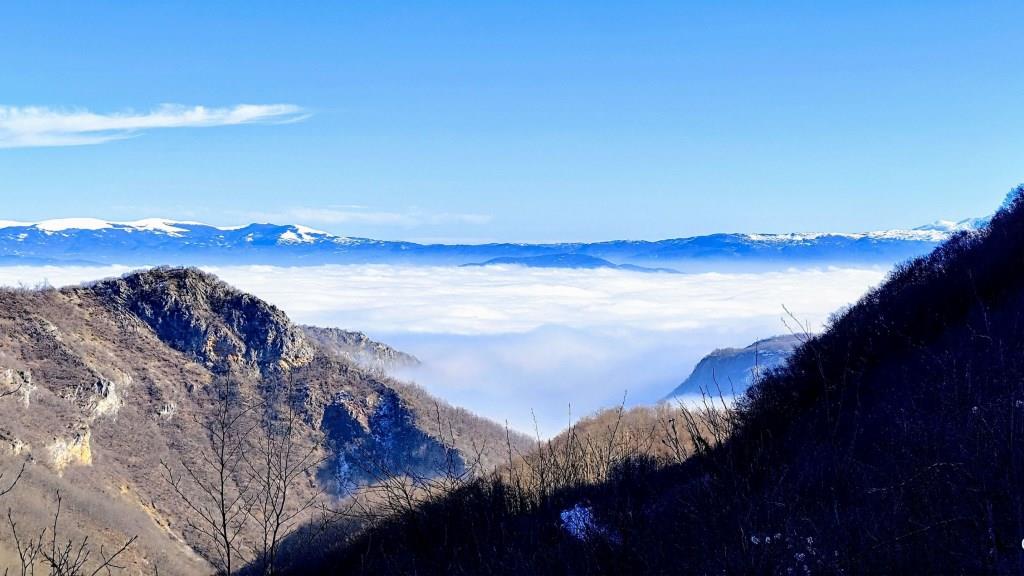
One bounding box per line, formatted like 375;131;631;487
296;185;1024;574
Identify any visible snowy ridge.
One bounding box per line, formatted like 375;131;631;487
742;217;987;244
0;216;987;242
1;218;263;234
277;224;333;244
0;218;351;244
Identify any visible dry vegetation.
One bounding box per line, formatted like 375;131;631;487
4;491;136;576
271;395;733;574
0;285;214;575
0;441;136;576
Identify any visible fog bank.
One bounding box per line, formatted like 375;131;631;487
0;264;887;435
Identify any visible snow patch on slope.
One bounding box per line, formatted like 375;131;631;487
742;228;971;244
36;218;113;232
118;219;196;235
277;224;332;244
1;218;199;235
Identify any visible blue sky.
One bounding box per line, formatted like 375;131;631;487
0;2;1020;242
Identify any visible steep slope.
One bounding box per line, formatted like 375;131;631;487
665;334;801;399
311;186;1024;574
0;267;522;574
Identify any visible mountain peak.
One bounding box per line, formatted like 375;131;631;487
80;266;315;375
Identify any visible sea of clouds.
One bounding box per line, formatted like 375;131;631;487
0;264;888;436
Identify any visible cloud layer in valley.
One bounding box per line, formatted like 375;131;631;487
0;104;307;148
0;264;887;435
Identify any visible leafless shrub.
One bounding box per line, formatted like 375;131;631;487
286;395;733;573
5;492;136;576
497;396;732;507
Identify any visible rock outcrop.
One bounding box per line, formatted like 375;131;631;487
84;267;316;375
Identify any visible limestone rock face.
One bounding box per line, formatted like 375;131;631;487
0;428;30;457
48;427;92;472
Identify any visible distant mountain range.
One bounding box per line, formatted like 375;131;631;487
0;216;989;269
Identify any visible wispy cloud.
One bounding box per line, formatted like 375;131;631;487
249;206;493;228
0;104;308;148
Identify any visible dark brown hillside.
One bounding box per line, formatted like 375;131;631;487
0;267;523;575
307;186;1024;575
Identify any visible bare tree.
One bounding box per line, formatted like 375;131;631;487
242;383;326;575
161;378;256;575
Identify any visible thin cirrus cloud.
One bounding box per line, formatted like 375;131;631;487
0;104;309;148
248;206;493;228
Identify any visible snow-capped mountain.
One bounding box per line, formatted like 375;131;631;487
0;216;988;268
912;216;992;236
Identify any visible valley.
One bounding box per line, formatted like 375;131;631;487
2;5;1017;571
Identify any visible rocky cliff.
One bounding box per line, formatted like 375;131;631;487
86;267;316;375
300;325;419;374
0;267;521;574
